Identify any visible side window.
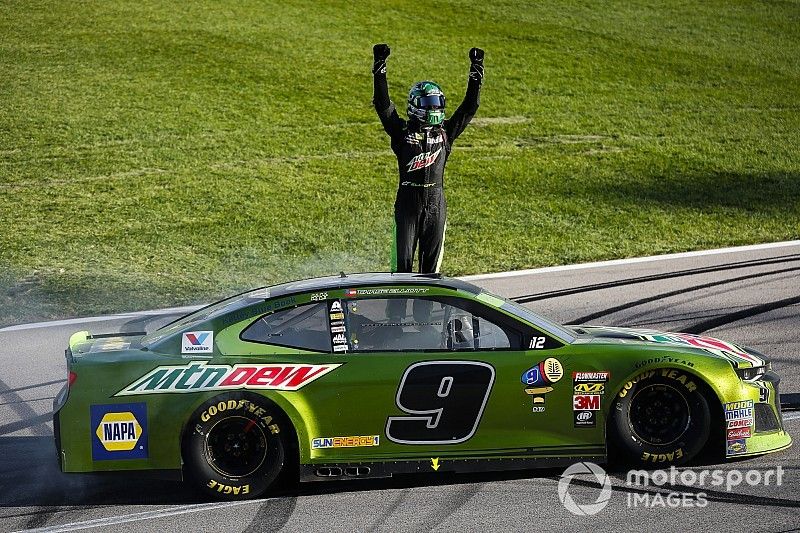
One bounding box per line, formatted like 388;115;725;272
241;302;331;352
345;297;517;352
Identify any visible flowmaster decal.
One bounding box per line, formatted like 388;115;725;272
115;362;341;396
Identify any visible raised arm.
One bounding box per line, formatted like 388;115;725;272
372;43;404;139
445;47;484;143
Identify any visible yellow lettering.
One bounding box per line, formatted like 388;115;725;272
676;448;684;458
243;484;250;494
262;415;273;426
268;423;280;434
207;480;217;488
201;411;210;423
686;382;696;392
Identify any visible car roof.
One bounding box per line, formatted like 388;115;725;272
260;272;482;299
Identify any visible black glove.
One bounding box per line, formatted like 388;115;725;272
373;43;390;62
469;47;484;64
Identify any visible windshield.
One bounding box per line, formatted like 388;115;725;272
142;287;270;346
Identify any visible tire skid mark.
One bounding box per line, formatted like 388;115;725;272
365;489;412;532
511;254;800;303
682;295;800;334
0;379;50;437
242;496;297;532
413;482;483;531
571;266;800;324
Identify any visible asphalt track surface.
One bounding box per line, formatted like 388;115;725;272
1;243;799;532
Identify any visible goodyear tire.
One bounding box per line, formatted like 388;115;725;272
611;369;710;467
183;393;286;499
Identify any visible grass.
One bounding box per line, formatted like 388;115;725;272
1;0;799;326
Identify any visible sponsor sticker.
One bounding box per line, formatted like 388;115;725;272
312;435;380;449
724;400;754;429
574;383;605;394
573;371;610;383
574;410;596;428
182;331;213;354
344;289;357;297
331;325;346;334
332;333;347;345
727;439;747;455
330;301;342;312
311;292;328;302
573;395;601;411
115;362;340;396
329;312;344;320
521;358;562;413
727;427;752;440
333;345;348;353
90;403;148;460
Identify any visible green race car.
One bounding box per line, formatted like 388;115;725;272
53;273;791;499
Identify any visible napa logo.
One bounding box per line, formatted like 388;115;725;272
182;331;213;354
90;403;148;460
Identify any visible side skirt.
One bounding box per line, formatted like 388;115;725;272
299;453;606;482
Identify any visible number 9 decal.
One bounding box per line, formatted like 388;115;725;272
386;361;495;444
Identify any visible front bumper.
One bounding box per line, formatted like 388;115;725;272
725;370;792;458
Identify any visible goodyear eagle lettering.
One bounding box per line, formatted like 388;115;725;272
115;362;341;396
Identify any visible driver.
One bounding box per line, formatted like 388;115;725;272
372;43;484;274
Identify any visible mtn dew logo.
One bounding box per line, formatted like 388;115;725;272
406;147;443;172
115;362;341;396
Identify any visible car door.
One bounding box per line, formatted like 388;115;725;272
305;291;575;464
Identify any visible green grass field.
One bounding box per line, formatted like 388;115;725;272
1;0;799;325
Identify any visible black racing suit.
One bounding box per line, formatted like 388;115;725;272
373;59;483;274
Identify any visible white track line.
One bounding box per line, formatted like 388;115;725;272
3;240;799;333
0;306;202;333
461;240;800;281
783;412;800;421
19;499;268;532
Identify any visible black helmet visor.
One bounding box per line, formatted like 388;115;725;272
417;95;445;109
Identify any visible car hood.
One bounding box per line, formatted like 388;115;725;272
573;325;766;368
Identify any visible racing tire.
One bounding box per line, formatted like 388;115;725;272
183;393;287;500
610;370;711;467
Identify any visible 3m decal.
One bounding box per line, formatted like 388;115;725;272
90;403;148;460
573;395;601;411
115;362;340;396
182;331;213;354
386;361;495;445
312;435;380;449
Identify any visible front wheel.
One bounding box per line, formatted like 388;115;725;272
611;371;711;466
183;393;287;499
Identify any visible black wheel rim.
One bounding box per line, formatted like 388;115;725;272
629;384;690;446
206;416;268;478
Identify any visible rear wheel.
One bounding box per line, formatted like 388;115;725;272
611;370;711;466
183;393;287;499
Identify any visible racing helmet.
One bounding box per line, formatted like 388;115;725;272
407;81;446;126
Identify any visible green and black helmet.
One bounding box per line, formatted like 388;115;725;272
407;81;446;126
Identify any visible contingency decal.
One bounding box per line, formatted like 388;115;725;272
115;362;341;396
572;371;609;427
90;403;148;460
329;300;348;353
182;331;213;354
725;400;754;456
312;435;380;449
521;358;563;413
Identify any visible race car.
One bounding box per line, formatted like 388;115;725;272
53;273;791;499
